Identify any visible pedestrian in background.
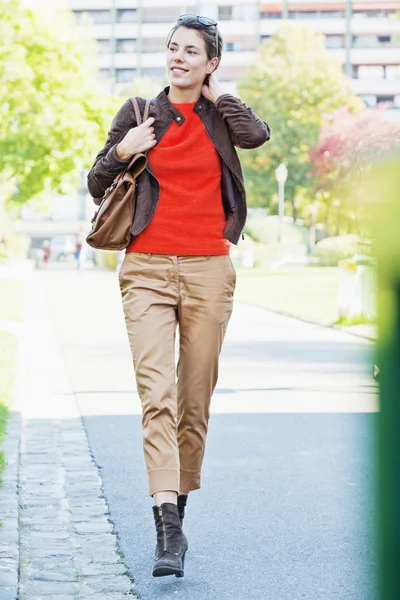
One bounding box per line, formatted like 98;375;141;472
88;13;270;579
75;228;86;271
42;240;51;266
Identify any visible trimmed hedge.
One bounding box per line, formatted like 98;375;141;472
311;234;360;267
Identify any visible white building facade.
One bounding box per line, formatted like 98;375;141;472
61;0;400;107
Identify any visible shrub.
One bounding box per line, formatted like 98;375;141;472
311;234;359;266
0;234;30;261
97;250;118;271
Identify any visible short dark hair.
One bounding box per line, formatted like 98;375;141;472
166;18;223;65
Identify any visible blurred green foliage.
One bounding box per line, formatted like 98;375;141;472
237;24;363;214
367;155;400;341
367;155;400;600
0;0;121;206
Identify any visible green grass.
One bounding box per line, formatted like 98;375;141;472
235;267;340;325
0;332;19;485
0;278;25;486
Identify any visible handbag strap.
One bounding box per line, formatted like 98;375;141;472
130;97;152;126
122;98;153;174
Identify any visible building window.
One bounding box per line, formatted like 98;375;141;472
226;41;243;52
358;65;385;80
116;39;137;53
353;35;378;48
74;10;111;24
96;39;111;54
360;95;377;108
386;66;400;81
325;35;343;49
116;69;137;83
219;6;233;21
142;38;165;53
378;35;391;45
142;7;177;23
117;9;138;23
289;11;317;19
143;67;166;78
287;9;345;19
377;96;395;105
260;12;281;19
323;11;344;18
232;5;257;20
353;10;396;18
99;69;112;80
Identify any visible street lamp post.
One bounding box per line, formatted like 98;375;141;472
110;0;116;94
345;0;352;78
309;203;318;250
275;163;288;243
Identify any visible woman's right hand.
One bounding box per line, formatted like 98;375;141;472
116;117;157;160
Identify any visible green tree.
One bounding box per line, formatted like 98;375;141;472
0;0;120;207
237;24;363;217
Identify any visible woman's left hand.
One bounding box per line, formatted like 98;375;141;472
201;73;225;104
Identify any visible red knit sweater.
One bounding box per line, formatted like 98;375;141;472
127;102;229;255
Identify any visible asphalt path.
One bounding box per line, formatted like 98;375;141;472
40;267;378;600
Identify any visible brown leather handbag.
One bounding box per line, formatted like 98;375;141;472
86;98;152;251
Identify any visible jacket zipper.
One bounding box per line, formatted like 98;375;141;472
159;507;167;552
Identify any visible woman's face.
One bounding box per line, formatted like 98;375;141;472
167;26;217;91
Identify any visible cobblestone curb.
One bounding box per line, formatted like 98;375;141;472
18;416;139;600
0;412;21;600
4;269;140;600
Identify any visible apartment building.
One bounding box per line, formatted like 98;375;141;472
60;1;400;107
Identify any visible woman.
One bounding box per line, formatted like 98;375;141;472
87;14;270;579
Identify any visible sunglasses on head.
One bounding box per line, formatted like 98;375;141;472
177;14;219;58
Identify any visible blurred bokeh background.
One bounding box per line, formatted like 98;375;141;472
2;0;399;333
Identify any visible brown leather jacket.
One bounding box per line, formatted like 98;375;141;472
87;87;270;245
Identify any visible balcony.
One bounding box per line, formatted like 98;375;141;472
351;79;400;95
96;49;257;70
330;47;400;65
67;0;141;8
260;17;400;37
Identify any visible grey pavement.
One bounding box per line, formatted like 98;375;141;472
0;265;379;600
38;267;378;600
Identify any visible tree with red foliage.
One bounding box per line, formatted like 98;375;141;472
309;106;400;234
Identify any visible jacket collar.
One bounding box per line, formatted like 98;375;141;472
156;87;209;117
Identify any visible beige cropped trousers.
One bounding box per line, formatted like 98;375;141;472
119;253;236;496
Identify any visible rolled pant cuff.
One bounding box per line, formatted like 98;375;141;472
148;469;179;497
179;470;201;492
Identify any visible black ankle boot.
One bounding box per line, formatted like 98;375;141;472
152;503;188;578
177;494;188;526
